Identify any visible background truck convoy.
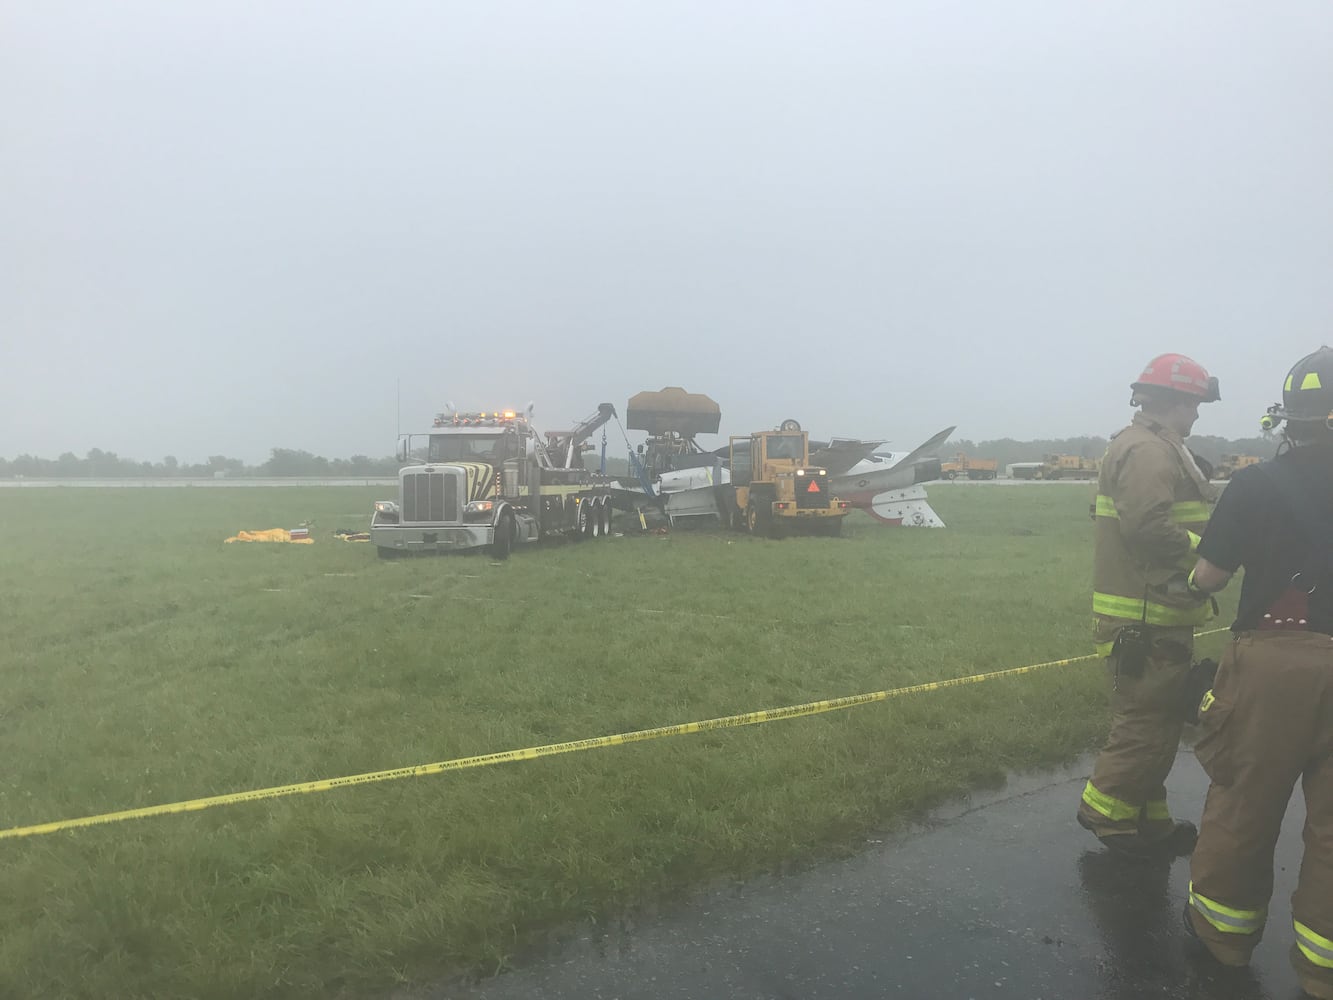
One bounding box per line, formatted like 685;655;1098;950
940;453;998;480
370;404;617;560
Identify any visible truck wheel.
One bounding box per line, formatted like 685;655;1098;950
571;502;586;542
377;546;399;560
945;470;957;480
490;515;514;560
753;502;777;539
588;499;603;539
599;498;613;538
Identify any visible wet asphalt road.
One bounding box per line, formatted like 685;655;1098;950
407;752;1311;1000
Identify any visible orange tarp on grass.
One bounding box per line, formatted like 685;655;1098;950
224;529;313;544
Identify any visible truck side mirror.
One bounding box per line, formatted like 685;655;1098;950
397;440;408;462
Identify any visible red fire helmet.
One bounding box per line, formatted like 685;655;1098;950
1130;354;1220;403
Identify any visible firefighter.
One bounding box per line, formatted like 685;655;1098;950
1182;347;1333;1000
1077;353;1219;857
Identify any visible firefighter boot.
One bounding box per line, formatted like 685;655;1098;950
1080;814;1197;859
1298;972;1333;1000
1183;903;1252;968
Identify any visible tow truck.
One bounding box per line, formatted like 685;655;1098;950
370;403;617;560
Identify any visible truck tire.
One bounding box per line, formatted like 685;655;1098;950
588;499;603;539
599;498;613;538
377;546;400;560
490;514;514;560
945;470;958;480
749;492;778;538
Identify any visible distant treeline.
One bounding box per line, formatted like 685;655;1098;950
0;435;1279;480
0;448;400;479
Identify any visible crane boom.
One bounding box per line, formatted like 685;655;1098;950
546;403;618;468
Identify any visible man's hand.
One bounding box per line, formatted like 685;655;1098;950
1188;558;1234;596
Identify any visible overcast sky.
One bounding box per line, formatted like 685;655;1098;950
3;2;1330;464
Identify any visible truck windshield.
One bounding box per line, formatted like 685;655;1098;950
428;434;504;462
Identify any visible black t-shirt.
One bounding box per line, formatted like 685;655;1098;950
1197;444;1333;634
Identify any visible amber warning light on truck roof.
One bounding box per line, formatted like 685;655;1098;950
433;410;523;427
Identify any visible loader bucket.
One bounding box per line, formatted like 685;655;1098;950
626;387;722;436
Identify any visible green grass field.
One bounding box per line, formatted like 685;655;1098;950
0;486;1237;999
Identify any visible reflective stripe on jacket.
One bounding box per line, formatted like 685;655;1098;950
1092;413;1215;633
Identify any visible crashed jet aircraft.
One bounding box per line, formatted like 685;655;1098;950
610;387;952;528
818;426;955;527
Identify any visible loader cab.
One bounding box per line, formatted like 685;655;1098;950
729;429;811;486
760;432;807;466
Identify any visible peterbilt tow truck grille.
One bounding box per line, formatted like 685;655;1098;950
403;471;460;523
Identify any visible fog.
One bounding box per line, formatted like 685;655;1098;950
3;2;1330;464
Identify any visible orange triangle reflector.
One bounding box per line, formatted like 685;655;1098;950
806;480;821;493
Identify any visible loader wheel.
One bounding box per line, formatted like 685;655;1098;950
815;518;843;537
490;514;514;560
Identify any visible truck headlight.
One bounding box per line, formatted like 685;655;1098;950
464;500;495;514
374;500;400;514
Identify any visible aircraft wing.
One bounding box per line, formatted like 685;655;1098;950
807;438;886;477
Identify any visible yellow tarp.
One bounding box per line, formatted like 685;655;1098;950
224;529;313;544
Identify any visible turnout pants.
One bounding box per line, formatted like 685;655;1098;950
1187;632;1333;998
1079;624;1194;841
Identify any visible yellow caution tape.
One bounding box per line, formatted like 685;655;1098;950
0;628;1230;840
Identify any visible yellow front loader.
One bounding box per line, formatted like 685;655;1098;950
727;420;850;537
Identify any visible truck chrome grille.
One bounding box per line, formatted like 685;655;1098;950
402;471;460;523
